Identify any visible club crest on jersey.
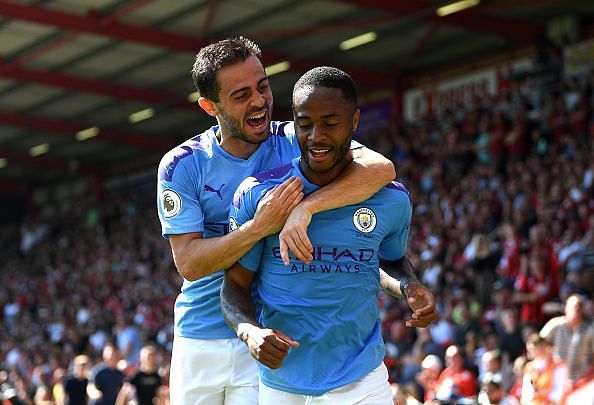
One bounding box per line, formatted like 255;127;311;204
229;217;239;232
353;207;376;233
162;189;182;218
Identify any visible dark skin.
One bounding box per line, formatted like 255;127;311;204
380;257;437;328
221;267;297;369
221;85;436;369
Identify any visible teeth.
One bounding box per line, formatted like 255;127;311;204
248;111;265;119
311;149;329;153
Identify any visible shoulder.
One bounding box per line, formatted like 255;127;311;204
233;163;294;211
266;121;298;149
158;129;216;182
253;162;294;183
384;181;411;197
540;315;565;338
91;364;107;378
379;181;412;208
269;121;295;138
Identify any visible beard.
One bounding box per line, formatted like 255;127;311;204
300;132;352;173
217;104;270;145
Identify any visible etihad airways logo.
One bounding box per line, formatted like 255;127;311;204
272;246;376;273
272;246;375;262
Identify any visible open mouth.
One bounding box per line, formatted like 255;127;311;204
246;110;267;130
307;147;332;161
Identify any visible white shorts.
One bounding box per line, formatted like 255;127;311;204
170;336;258;405
259;363;392;405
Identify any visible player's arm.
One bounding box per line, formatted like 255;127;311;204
279;146;396;264
169;177;303;281
310;145;396;209
221;263;299;369
378;185;436;328
379;258;436;328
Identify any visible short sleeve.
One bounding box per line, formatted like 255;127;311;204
229;177;268;272
271;121;301;162
379;185;413;261
157;149;204;238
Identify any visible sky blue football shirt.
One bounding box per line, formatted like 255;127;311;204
156;121;300;339
230;157;412;395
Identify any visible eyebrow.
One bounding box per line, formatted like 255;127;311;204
228;77;268;98
296;113;340;119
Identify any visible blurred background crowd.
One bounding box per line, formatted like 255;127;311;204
1;46;593;405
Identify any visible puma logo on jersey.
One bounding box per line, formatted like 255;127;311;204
204;184;224;200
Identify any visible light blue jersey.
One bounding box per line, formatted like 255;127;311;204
230;158;412;396
156;121;300;339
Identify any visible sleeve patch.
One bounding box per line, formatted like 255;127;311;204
161;189;182;218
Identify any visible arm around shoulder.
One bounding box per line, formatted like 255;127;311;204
169;176;304;281
168;222;265;281
278;147;395;263
301;146;395;215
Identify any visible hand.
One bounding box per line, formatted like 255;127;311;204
239;324;300;369
278;203;314;265
253;177;303;237
405;282;436;328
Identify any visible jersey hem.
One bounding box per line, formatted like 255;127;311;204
174;330;237;340
162;226;205;239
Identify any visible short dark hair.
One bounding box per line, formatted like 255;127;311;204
191;36;262;102
293;66;357;109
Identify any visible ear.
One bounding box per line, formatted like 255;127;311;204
198;97;218;117
352;109;360;132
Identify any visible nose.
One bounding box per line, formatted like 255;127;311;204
309;124;324;142
251;91;266;108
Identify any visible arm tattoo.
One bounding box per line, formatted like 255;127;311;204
379;257;418;299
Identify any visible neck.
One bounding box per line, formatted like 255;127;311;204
299;151;353;187
217;127;259;160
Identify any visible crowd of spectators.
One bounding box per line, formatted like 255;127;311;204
1;56;593;404
0;188;175;404
360;65;594;403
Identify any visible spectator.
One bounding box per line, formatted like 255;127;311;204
497;223;522;281
495;309;525;365
540;294;594;382
513;252;554;326
87;344;124;405
415;354;443;403
62;355;91;405
115;315;142;370
478;376;519;405
434;345;478;402
479;350;504;386
116;346;162;405
520;333;569;404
